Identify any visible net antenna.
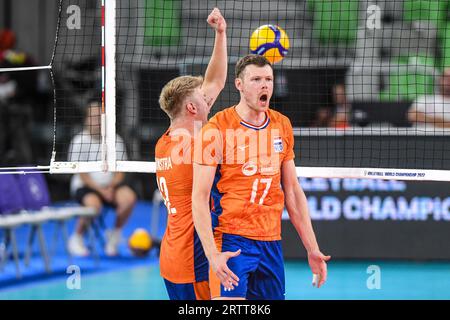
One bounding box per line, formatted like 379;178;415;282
49;0;152;175
48;0;113;174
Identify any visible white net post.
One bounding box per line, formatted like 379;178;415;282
105;0;117;172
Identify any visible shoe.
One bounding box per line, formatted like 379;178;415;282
105;229;122;257
68;234;90;257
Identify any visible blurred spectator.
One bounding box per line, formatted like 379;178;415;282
408;68;450;129
0;29;36;165
0;29;17;57
311;106;334;127
67;100;137;257
306;0;359;57
331;83;351;128
311;83;351;128
0;29;36;101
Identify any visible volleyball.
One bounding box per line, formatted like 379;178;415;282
128;228;153;257
250;24;290;64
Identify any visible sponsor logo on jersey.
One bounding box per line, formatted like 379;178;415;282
242;161;258;176
260;165;278;176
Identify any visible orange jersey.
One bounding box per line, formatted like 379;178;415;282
155;130;208;284
195;106;295;241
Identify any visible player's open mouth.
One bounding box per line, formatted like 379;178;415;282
259;94;268;102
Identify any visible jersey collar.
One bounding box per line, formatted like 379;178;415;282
233;107;270;130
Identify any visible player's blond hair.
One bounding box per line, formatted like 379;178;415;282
159;75;203;120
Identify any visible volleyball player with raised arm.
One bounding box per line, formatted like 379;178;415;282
155;8;234;300
192;54;330;300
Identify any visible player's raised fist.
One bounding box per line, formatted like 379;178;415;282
207;8;226;33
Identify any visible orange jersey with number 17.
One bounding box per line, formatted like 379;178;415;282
194;106;295;241
155;130;208;284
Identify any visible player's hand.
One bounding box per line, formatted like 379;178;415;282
307;250;331;288
209;249;241;291
207;8;226;33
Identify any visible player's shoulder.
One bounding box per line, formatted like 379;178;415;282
154;132;165;151
207;106;239;129
268;108;292;126
156;129;193;150
155;130;173;157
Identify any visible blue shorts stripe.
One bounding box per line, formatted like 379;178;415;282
210;165;223;229
193;229;208;282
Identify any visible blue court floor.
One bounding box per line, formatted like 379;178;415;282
1;201;450;299
1;260;450;299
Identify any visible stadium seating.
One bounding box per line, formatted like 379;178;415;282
307;0;360;46
0;175;27;278
144;0;181;47
179;0;307;58
440;22;450;68
380;55;437;101
0;173;96;278
304;0;360;58
403;0;448;29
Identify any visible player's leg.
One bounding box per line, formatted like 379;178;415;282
69;188;103;256
210;233;258;300
246;240;285;300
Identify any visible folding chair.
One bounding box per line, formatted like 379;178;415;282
0;174;29;278
17;173;98;266
15;173;52;270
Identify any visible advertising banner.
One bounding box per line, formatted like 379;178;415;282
282;178;450;260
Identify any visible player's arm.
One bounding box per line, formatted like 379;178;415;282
408;107;450;128
192;163;240;291
281;159;331;288
201;8;228;110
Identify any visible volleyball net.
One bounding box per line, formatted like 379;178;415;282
2;0;450;180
